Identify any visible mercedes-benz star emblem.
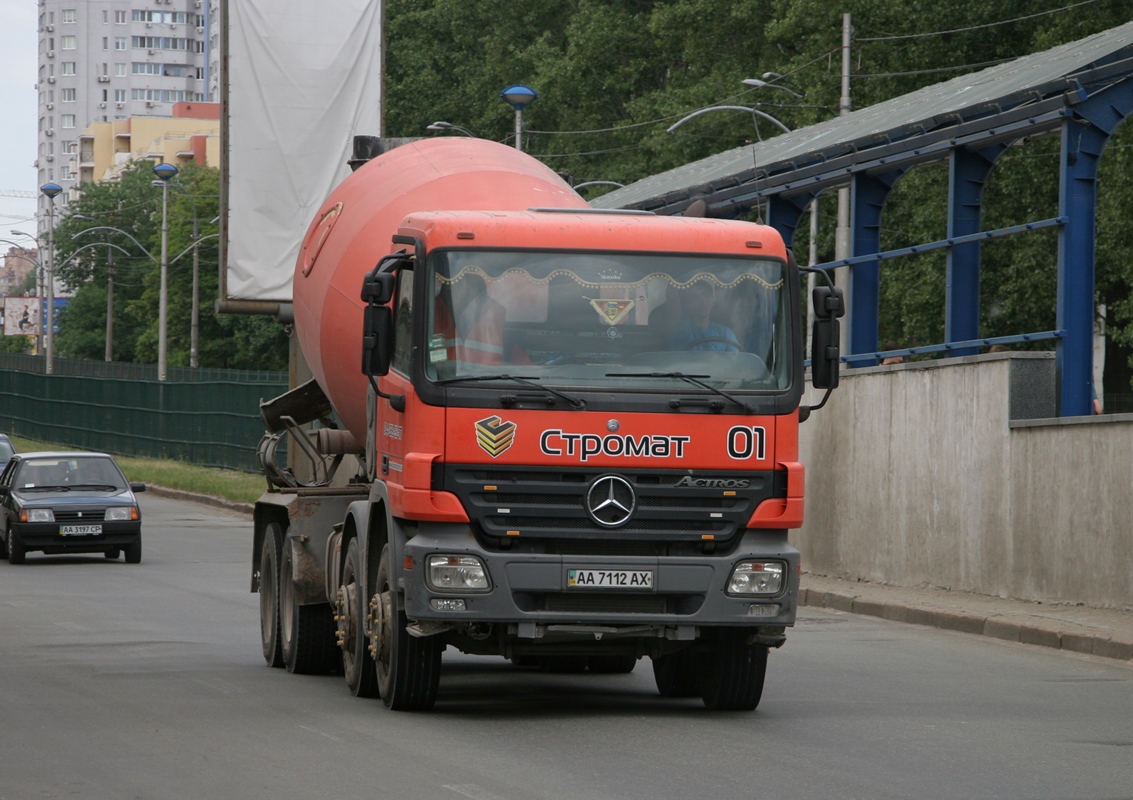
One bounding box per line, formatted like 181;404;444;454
585;474;636;528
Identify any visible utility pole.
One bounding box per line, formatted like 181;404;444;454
835;12;853;350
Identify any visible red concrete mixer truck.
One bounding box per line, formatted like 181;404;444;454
251;136;842;711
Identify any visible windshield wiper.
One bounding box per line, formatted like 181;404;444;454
66;484;122;491
20;485;71;492
606;371;756;414
435;374;586;409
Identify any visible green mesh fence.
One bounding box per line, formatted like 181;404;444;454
0;356;287;472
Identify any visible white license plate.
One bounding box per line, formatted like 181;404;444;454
567;569;653;589
59;524;102;536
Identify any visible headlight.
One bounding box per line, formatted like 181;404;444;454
22;508;55;523
727;561;784;595
426;555;491;592
104;507;138;521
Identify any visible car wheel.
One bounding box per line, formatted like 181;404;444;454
124;535;142;564
0;528;8;560
8;530;26;565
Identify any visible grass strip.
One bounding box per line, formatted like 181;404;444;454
8;436;266;505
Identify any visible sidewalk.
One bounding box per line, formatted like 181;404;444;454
801;573;1133;663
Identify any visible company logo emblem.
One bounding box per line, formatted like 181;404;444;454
475;415;517;458
585;474;637;528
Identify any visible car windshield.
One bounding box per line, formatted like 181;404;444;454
16;456;128;491
424;250;792;393
0;440;13;461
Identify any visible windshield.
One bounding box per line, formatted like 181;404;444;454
16;456;128;491
426;250;792;392
0;441;13;461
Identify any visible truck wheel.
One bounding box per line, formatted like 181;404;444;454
124;536;142;564
338;538;379;697
280;539;339;675
652;649;699;697
259;522;285;668
698;629;768;711
588;655;638;674
373;544;442;710
8;531;26;565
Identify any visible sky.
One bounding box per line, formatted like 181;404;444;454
0;0;43;248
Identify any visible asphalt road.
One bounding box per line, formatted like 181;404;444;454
1;494;1131;800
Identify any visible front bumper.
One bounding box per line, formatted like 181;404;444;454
402;525;799;632
12;521;141;555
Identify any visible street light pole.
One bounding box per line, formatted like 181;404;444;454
39;182;63;374
105;250;114;362
152;162;179;381
500;84;538;151
191;217;199;369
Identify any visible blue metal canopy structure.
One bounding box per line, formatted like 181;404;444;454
592;22;1133;416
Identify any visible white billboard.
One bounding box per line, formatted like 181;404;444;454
222;0;383;304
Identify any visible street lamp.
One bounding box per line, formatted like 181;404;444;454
500;84;538;151
40;182;63;374
741;78;804;99
665;105;792;136
152;162;179;380
426;121;478;138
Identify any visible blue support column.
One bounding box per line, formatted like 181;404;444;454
766;193;813;250
1057;84;1133;416
849;171;903;365
946;144;1007;356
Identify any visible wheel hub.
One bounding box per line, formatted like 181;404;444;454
367;590;392;663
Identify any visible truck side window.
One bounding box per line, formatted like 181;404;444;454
391;267;414;375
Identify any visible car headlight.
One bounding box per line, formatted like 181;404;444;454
426;555;491;592
22;508;55;523
104;507;138;521
727;561;784;595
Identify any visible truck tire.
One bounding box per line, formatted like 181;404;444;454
280;540;339;675
652;649;699;697
339;538;379;698
259;522;285;668
588;655;638;674
124;535;142;564
697;629;768;711
8;531;26;565
374;544;442;711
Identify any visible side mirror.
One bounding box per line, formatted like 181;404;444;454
361;270;396;305
130;482;146;493
362;304;393;377
812;285;845;319
811;318;840;390
0;485;9;498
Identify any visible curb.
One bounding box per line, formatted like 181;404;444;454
146;484;254;518
799;587;1133;663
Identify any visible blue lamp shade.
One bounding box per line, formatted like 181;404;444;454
500;84;538;111
152;162;180;182
40;182;63;198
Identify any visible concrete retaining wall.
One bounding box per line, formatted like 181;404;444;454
798;352;1133;610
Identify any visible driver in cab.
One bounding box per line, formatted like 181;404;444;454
670;280;740;352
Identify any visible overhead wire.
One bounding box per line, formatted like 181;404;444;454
856;0;1100;42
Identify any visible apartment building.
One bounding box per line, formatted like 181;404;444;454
35;0;221;218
